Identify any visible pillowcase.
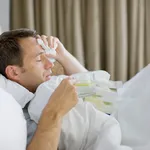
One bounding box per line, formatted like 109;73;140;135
0;88;27;150
0;74;34;108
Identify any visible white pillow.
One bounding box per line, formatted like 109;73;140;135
0;74;34;108
0;88;27;150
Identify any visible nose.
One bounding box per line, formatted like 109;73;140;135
43;55;54;69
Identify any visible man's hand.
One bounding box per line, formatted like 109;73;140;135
27;77;78;150
38;35;87;75
40;35;67;62
44;77;78;117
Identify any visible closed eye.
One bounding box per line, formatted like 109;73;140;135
36;53;43;62
36;59;42;62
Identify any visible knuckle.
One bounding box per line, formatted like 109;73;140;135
63;78;69;83
61;78;70;86
70;86;75;91
36;35;40;38
41;35;47;38
55;37;59;41
60;80;65;85
72;86;76;91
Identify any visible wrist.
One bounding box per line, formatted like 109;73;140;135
57;50;70;63
58;51;74;67
38;107;62;131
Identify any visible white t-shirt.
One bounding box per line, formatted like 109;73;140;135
0;88;26;150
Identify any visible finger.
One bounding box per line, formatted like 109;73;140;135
53;37;59;49
72;90;78;103
62;77;72;85
45;53;56;59
67;77;77;85
70;76;77;85
41;35;48;46
36;35;41;39
47;36;54;48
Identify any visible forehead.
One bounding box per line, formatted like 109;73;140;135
19;37;43;57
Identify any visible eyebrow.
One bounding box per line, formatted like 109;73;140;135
35;51;45;57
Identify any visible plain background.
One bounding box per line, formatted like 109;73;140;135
0;0;9;31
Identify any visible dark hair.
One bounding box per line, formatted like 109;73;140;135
0;28;37;77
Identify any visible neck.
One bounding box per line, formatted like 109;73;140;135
17;82;37;93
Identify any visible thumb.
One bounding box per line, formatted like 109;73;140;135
67;76;77;85
46;52;57;59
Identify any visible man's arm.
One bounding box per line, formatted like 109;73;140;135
27;78;78;150
58;50;87;75
27;111;61;150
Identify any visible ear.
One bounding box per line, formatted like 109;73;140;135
5;65;22;82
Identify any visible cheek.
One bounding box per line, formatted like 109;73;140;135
35;59;45;67
25;61;45;77
30;61;44;70
32;64;45;76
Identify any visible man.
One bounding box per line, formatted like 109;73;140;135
0;29;131;150
0;28;87;150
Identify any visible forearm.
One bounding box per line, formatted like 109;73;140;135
59;51;87;75
27;111;61;150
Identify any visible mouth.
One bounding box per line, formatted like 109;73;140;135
45;75;51;81
44;70;52;81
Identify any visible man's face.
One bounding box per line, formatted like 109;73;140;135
18;37;53;92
